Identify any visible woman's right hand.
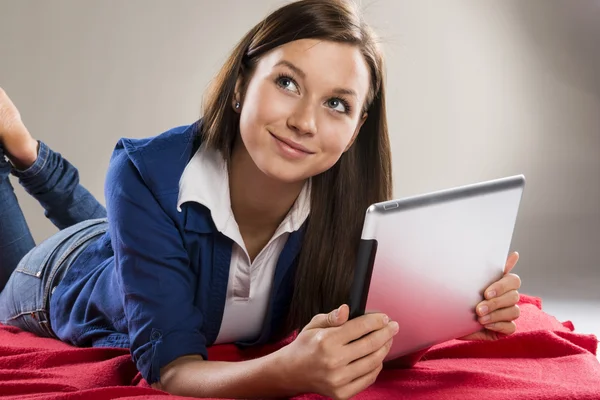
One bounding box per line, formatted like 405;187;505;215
278;304;399;400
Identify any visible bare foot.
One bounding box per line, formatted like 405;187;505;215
0;87;39;170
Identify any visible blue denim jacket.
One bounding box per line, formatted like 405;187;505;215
50;122;305;384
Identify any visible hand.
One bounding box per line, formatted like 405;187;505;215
460;252;521;341
279;304;399;400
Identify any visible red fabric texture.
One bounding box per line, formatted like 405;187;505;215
1;295;598;399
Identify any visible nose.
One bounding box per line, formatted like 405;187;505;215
287;99;317;136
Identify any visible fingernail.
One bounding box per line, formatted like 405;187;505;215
333;306;340;319
383;315;389;325
480;315;491;323
486;290;496;299
390;321;399;334
478;305;489;315
485;323;496;330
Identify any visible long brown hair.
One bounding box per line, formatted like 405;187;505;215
200;0;392;332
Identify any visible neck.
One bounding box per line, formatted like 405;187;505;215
228;138;305;233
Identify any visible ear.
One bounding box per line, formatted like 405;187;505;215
231;75;243;113
344;112;368;152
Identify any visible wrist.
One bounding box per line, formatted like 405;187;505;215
267;344;302;397
7;136;38;171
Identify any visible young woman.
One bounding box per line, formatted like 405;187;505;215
0;0;522;398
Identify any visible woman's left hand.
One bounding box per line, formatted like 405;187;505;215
459;252;521;341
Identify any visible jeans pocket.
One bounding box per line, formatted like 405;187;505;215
14;218;108;279
14;249;45;278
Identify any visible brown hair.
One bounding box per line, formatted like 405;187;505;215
200;0;392;332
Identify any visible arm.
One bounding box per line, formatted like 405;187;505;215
106;142;303;398
153;352;296;398
105;142;209;385
155;305;399;399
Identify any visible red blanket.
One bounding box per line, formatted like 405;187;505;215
1;295;598;400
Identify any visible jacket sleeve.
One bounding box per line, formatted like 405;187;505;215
104;140;208;384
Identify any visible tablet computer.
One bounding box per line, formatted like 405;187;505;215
348;175;525;361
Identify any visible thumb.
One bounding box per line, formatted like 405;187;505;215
302;304;349;332
504;251;520;274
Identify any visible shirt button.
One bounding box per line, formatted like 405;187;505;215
151;331;161;341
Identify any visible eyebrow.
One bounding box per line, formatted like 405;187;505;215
274;60;359;98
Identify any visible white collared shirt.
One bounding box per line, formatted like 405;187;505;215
177;144;310;344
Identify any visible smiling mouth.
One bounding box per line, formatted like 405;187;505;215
269;132;315;154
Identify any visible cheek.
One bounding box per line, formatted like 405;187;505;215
289;123;356;180
316;124;356;161
239;84;290;144
322;128;354;152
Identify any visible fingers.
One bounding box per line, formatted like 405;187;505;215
303;304;349;332
344;338;393;380
334;312;391;345
477;289;520;317
322;338;391;397
482;321;517;335
475;252;522;335
344;321;398;362
478;304;520;326
504;251;519;274
484;273;521;300
331;360;383;400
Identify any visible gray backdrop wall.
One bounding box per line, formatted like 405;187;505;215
1;0;598;302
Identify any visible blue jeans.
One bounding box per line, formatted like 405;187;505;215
0;141;107;337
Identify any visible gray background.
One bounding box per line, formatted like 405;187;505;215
1;1;598;332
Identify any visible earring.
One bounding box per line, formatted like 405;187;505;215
235;102;240;109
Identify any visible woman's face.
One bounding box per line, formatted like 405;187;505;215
236;39;371;183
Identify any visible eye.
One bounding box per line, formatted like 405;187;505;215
276;74;299;94
326;98;351;114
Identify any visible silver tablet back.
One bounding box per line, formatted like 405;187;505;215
360;175;525;361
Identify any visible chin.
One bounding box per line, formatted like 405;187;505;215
256;158;312;185
262;166;309;184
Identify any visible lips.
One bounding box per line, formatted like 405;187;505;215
269;132;315;154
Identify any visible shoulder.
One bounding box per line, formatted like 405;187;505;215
108;121;202;195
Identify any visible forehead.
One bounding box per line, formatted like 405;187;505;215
256;39;371;100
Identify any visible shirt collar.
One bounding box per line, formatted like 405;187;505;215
177;144;311;237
